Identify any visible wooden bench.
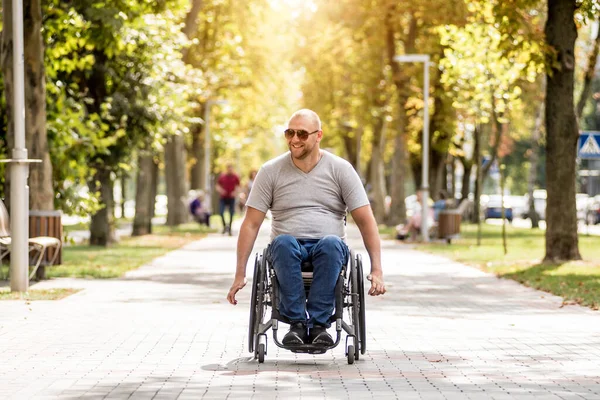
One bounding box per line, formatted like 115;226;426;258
0;199;62;280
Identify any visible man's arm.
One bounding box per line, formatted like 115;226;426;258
227;206;266;304
350;204;386;296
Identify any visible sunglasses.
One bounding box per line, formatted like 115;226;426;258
284;129;319;140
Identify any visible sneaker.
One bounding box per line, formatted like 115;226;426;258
309;325;333;346
282;322;306;346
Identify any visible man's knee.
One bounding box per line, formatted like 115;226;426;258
314;235;347;257
317;235;345;251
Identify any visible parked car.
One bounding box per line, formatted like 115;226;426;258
522;189;546;220
484;194;513;222
586;195;600;225
507;195;527;219
576;193;590;221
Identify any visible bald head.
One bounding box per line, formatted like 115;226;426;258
288;109;321;131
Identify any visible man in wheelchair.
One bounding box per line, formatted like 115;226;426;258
227;109;386;347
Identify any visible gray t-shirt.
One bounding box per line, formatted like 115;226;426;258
246;150;369;241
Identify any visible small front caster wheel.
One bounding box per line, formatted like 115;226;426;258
347;345;355;364
258;343;266;363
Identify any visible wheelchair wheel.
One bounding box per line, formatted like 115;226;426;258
248;250;268;355
348;252;363;362
356;253;367;355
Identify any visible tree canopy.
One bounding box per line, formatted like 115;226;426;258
1;0;598;259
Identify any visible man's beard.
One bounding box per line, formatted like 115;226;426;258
289;143;312;160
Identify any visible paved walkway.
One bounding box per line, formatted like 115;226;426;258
0;221;599;399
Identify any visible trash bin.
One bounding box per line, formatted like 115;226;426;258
438;210;461;244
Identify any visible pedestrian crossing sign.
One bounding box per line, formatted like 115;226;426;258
578;132;600;159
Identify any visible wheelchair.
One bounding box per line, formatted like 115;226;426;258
248;247;366;364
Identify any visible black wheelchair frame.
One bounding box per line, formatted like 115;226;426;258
248;247;366;364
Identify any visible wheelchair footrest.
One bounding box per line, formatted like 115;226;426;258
286;344;330;354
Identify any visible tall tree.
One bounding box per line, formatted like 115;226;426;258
1;0;54;211
163;0;205;227
384;7;414;225
183;0;205;191
132;143;159;236
543;0;581;261
164;133;188;226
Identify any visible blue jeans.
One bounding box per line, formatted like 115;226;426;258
219;197;235;228
268;234;349;328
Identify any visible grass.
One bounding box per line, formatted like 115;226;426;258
0;288;81;301
400;223;600;310
63;218;134;234
49;222;213;279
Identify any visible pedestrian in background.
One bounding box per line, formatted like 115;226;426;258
189;190;211;227
216;164;240;235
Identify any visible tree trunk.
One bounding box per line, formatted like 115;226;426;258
385;8;416;225
410;159;421;196
576;17;600;119
120;172;126;219
449;155;456;204
369;115;388;223
89;167;116;246
341;124;358;170
544;0;581;261
150;158;159;220
164;134;188;226
24;0;53;210
189;106;205;190
183;0;205;192
473;125;482;224
133;150;157;236
428;74;453;200
459;160;472;203
388;115;408;226
1;0;54;211
430;154;446;200
1;0;14;212
483;99;506;179
527;101;544;229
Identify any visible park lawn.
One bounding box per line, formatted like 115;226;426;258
0;288;81;301
423;223;600;310
49;223;213;279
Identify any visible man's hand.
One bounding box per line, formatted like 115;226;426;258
227;277;247;305
366;272;386;296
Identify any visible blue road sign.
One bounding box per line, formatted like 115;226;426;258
578;132;600;159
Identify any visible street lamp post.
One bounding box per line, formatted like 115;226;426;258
394;54;431;242
203;99;228;210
